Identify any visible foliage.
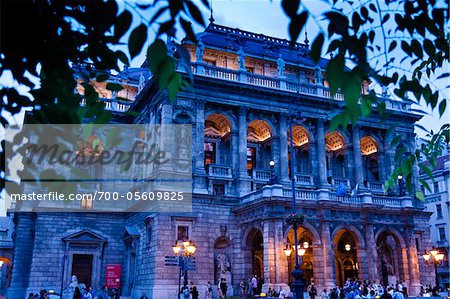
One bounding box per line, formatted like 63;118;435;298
1;0;448;199
284;212;305;226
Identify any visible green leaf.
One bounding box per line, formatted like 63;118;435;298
147;39;168;74
310;33;324;64
388;41;396;52
415;191;424;201
185;0;205;26
128;24;147;59
105;83;123;92
114;10;132;40
288;11;308;46
282;0;300;18
439;99;447;117
423;39;436;57
180;18;197;43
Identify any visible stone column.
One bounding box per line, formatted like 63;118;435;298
262;220;277;291
364;223;378;282
231;131;239;194
320;220;335;290
238;107;251;195
352;125;364;189
193;100;207;194
279;114;289;183
274;219;289;289
406;230;421;296
316;119;328;187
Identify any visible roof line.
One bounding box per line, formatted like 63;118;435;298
205;23;309;50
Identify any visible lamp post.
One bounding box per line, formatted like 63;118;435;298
269;160;276;185
398;175;405;196
288;113;306;299
284;241;308;295
172;238;197;296
422;248;445;290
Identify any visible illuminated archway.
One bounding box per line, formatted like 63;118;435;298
360;136;381;182
332;228;361;286
204;114;232;167
325;131;347;180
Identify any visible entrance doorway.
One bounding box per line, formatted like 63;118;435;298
334;230;358;286
72;254;93;287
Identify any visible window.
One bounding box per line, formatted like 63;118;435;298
436;204;443;219
204;59;216;66
438;227;446;242
213;184;225;196
434;181;440;193
146;222;152;247
81;194;93;210
177;225;189;241
247;147;256;174
204;142;216;166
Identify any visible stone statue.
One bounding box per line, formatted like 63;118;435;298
196;40;205;63
381;254;395;275
314;65;323;85
64;275;79;299
138;73;146;93
216;253;232;296
276;54;285;77
237;48;246;70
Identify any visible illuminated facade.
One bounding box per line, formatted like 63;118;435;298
8;23;434;298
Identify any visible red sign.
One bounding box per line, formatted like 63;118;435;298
105;264;121;288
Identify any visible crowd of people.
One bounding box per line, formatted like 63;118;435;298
26;286;123;299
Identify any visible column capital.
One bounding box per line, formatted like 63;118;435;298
194;99;206;109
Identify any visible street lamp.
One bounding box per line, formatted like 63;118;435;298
269;160;276;185
288;113;306;299
422;248;445;289
284;241;308;297
172;238;197;295
284;244;293;285
397;175;405;196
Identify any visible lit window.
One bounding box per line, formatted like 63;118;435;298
81;194;93;210
177;225;189;241
204;142;216;166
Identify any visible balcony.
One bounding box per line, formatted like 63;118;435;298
331;177;350;189
239;184;408;208
80;97;131;112
252;169;271;182
183;62;411;111
367;181;385;194
207;164;232;179
294;174;314;186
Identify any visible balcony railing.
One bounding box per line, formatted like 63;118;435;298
180;62;409;111
80;97;131;112
372;196;401;207
367;181;385;194
207;164;232;179
331;177;350;188
252;169;271;182
329;192;362;204
294;174;314;185
282;189;318;201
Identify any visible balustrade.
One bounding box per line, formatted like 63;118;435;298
252;169;271;182
207;164;232;178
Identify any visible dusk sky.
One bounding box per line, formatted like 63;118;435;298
127;0;448;138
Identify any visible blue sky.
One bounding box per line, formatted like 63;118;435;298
127;0;448;138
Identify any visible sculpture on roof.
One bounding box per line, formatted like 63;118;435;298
196;40;205;63
237;48;246;71
314;65;323;85
276;54;285;78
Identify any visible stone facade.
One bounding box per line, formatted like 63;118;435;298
8;23;434;298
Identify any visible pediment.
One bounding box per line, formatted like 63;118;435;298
62;229;107;244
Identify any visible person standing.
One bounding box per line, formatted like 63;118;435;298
218;278;225;299
220;278;228;299
205;281;212;299
240;279;247;298
139;291;149;299
308;283;317;299
190;286;199;299
321;289;329;299
251;275;258;297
